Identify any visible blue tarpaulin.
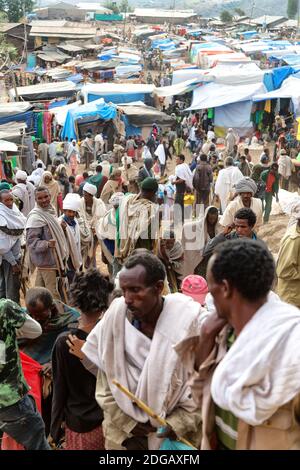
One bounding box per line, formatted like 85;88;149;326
48;99;68;109
121;115;141;137
62;99;117;141
263;66;295;91
66;74;83;83
88;92;146;104
0;111;33;127
263;65;300;91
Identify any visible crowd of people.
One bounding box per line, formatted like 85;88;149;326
1;101;300;453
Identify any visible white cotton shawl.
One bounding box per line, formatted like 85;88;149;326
26;206;68;270
175;163;193;190
0;203;26;230
0;203;26;257
83;293;201;430
211;296;300;426
154;144;166;165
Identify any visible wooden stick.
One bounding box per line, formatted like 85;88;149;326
51;247;68;304
112;379;197;449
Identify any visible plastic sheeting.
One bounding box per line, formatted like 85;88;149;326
49;100;81;127
253;76;300;115
263;66;296;92
62;98;117;141
155;79;201;97
9;81;76;101
187;81;266;110
81;83;154;103
172;63;263;86
0;102;32;117
88;93;147;104
121;115;141;137
214;101;253;129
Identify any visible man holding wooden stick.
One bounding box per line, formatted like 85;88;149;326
26;187;68;301
82;252;202;450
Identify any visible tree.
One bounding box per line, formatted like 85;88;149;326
104;1;120;14
0;34;18;66
234;8;246;16
120;0;133;12
0;0;34;22
287;0;298;19
220;10;233;23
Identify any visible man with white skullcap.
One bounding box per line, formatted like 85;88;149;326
78;183;106;268
12;170;35;216
59;194;82;283
220;177;263;228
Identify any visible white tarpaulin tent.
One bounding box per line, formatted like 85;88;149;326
49;100;82;127
9;81;76;101
0;140;18;152
253;76;300;115
214;101;254;129
173;63;264;86
154;79;201;97
187;81;266;110
0;102;32;117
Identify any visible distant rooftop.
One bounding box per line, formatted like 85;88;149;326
133;8;197;19
0;23;23;32
252;16;287;26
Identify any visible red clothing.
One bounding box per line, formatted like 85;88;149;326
266;172;275;193
64;425;105;450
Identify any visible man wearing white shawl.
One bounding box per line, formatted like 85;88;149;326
0;190;26;302
78;183;106;268
59;193;82;284
181;206;221;278
154;142;166;176
82;252;202;450
175;239;300;450
214;157;243;213
220;177;263;228
96;192;124;278
12;170;35;217
26;187;68;300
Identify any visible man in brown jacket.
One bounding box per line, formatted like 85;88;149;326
176;239;300;450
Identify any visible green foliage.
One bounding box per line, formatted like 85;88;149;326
220;10;233;23
0;34;18;62
287;0;298;18
104;1;120;14
120;0;133;12
234;8;246;16
0;0;34;22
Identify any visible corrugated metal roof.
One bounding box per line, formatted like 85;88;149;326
30;25;96;38
0;23;23;33
252;16;287;26
57;43;86;52
37;52;71;62
133;8;197;19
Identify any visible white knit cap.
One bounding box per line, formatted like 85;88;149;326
63;193;81;212
83;182;97;196
122;156;133;165
16;170;27;181
109;192;124;206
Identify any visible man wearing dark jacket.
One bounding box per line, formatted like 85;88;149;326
193;154;213;213
203;208;262;262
